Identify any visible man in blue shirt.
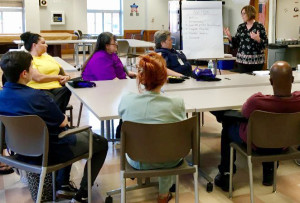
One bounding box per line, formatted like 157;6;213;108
0;51;108;203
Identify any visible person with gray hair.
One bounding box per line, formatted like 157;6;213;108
154;30;192;77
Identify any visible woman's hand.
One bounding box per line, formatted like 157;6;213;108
250;31;261;43
128;71;137;78
59;75;70;85
167;68;183;77
223;27;232;41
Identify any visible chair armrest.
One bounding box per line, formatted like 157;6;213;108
58;125;92;139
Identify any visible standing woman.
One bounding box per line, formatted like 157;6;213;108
224;5;268;73
20;32;71;113
82;32;136;81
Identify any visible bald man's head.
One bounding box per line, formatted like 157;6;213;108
270;61;293;96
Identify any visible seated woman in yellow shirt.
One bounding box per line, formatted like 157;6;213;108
20;32;71;113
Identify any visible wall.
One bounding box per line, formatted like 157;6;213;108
38;0;87;32
24;0;40;32
123;0;147;30
23;0;270;37
123;0;169;30
223;0;250;33
276;0;300;40
71;0;88;33
24;0;169;33
145;0;169;30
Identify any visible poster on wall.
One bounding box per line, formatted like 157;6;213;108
130;3;139;16
258;3;266;26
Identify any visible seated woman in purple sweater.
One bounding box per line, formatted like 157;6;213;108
82;32;135;81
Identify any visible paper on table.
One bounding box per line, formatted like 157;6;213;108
224;54;233;58
253;70;270;76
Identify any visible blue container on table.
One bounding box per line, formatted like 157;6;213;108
217;60;235;70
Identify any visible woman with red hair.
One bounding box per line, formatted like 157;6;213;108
118;52;186;203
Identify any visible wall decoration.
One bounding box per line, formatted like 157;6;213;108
258;3;266;25
130;3;139;16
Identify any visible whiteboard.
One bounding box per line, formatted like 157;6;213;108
276;0;300;39
182;1;224;59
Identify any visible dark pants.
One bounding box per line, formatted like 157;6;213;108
44;86;71;114
218;110;282;174
237;63;264;74
115;119;123;139
2;74;7;87
52;132;108;190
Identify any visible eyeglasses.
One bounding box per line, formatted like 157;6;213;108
241;12;247;16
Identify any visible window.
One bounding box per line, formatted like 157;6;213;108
87;0;122;35
0;0;24;33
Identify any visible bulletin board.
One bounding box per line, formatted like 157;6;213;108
276;0;300;39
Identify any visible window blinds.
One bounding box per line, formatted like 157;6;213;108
0;0;23;8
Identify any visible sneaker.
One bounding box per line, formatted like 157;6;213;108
157;192;172;203
71;189;88;203
169;184;176;193
214;172;231;192
56;181;78;199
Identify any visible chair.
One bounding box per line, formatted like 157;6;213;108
229;110;300;203
106;116;199;203
66;104;74;127
0;115;93;203
117;40;140;70
74;30;93;56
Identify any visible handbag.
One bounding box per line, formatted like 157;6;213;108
68;78;96;88
192;68;221;81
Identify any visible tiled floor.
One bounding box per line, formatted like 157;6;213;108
0;55;300;203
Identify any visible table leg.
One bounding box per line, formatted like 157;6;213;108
111;120;115;139
106;120;111;141
74;44;79;68
196;112;214;192
133;47;136;64
83;43;86;64
213;60;217;75
101;121;105;137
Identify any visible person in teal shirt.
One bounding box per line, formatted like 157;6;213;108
118;52;186;203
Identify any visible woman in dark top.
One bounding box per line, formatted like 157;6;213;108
224;5;268;73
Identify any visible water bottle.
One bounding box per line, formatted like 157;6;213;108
208;60;214;70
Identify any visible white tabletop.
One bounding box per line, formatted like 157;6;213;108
163;74;270;92
53;57;78;72
117;39;155;48
67;73;300;121
13;39;84;45
288;44;300;48
165;83;300;112
79;74;271;93
66;79;194;121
